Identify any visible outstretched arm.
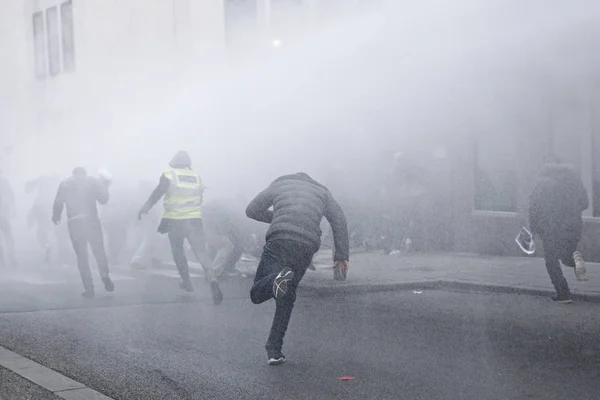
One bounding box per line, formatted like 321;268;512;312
139;175;170;217
52;183;65;224
324;193;350;262
245;187;275;224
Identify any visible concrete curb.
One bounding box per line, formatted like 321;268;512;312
150;260;600;303
0;346;114;399
300;279;600;303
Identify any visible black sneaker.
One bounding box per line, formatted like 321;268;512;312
102;277;115;292
273;268;294;300
211;279;223;305
81;290;95;299
551;294;572;304
267;351;286;366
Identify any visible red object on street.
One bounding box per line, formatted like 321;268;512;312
337;376;355;381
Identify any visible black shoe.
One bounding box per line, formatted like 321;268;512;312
211;279;223;305
82;290;95;299
180;279;194;292
267;351;286;366
273;268;294;300
102;277;115;292
551;294;572;304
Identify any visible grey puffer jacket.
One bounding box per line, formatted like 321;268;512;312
246;173;350;261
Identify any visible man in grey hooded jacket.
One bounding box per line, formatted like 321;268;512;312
246;172;349;365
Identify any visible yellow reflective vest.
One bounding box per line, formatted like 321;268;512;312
162;168;203;219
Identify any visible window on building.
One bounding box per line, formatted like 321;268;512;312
45;6;61;76
61;1;75;72
224;0;258;48
474;132;518;213
32;11;46;78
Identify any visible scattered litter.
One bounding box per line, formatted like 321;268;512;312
413;291;423;294
337;376;355;381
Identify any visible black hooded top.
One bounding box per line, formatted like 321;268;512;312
245;173;350;261
529;164;589;240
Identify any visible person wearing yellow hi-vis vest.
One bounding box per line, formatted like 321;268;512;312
137;151;223;305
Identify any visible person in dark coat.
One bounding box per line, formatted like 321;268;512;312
53;167;114;297
246;172;349;365
529;161;589;303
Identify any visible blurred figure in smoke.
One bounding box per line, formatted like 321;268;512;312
130;181;165;269
382;151;427;255
247;172;349;365
203;197;252;277
137;151;223;305
26;175;68;264
529;157;589;304
102;183;137;267
53;167;115;297
0;170;17;267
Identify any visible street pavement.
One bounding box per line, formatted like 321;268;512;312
1;289;600;400
303;251;600;300
1;250;600;399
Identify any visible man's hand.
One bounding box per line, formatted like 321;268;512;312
138;208;147;221
52;216;60;226
333;260;349;281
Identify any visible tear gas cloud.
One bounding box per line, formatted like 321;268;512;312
4;0;600;218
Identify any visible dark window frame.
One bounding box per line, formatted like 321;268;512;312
32;11;46;78
60;0;75;73
45;6;61;76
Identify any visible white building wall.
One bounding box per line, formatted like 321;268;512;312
2;0;357;178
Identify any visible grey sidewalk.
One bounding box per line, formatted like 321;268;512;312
158;250;600;301
301;251;600;301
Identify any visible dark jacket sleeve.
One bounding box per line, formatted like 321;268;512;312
528;183;544;235
575;177;590;212
52;182;65;222
141;175;170;213
324;193;350;261
246;187;275;224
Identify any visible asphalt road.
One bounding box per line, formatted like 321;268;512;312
1;286;600;400
0;366;61;400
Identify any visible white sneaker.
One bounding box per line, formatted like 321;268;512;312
273;268;294;300
573;251;587;281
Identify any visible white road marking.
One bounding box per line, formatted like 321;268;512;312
0;345;114;399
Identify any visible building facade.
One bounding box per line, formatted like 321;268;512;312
2;0;363;177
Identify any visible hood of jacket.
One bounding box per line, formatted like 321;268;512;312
540;163;579;182
169;151;192;169
273;172;328;190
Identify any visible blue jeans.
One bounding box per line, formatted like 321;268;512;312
250;239;316;352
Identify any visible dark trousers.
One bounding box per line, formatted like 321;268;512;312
542;235;579;297
167;219;214;282
250;239;315;352
68;216;110;292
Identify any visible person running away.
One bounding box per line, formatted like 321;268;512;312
246;172;349;365
52;167;115;297
529;159;589;303
137;151;223;305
